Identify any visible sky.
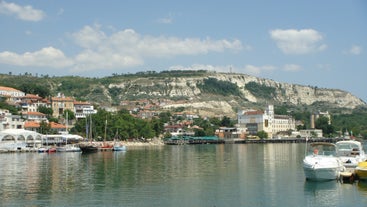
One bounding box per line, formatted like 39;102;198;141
0;1;366;102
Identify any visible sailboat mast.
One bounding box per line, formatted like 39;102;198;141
104;119;107;142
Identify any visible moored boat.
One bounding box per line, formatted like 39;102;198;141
355;161;367;180
79;144;98;153
303;142;345;181
336;140;366;168
38;147;47;153
113;144;127;151
46;147;56;153
56;144;81;152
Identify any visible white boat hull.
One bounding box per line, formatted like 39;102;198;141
113;145;127;151
56;144;81;152
303;156;343;181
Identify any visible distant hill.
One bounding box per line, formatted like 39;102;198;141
0;71;365;117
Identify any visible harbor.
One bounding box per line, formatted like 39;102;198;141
0;143;366;207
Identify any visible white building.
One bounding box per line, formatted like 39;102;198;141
238;105;295;138
0;86;25;103
74;102;97;119
0;109;24;131
20;94;50;113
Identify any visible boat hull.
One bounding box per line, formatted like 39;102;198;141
303;165;340;181
56;145;81;152
79;145;98;153
355;162;367;180
113;145;127;151
303;156;343;181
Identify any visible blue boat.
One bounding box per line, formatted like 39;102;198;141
113;144;127;151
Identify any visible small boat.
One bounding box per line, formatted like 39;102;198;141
98;143;113;151
355;161;367;180
113;144;127;151
303;142;344;181
79;144;98;153
46;147;56;153
336;140;366;168
56;144;81;152
37;147;47;153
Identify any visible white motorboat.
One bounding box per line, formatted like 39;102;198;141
56;144;81;152
113;144;127;151
336;140;366;168
303;142;344;181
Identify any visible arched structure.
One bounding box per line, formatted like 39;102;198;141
0;129;42;150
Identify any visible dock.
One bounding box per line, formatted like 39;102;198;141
164;137;349;145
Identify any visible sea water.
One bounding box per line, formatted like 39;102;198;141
0;143;366;207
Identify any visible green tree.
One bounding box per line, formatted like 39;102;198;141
38;105;53;116
39;121;51;134
63;109;75;120
315;116;334;137
257;130;268;139
220;116;233;127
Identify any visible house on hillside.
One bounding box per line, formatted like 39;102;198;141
20;94;50;112
24;121;67;134
22;111;48;122
0;86;25;103
0;109;24;131
51;93;75;118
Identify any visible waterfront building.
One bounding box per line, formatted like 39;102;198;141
299;129;323;138
24;121;67;134
215;126;247;139
237;105;295;138
0;129;42;149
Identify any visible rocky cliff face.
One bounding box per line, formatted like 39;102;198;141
108;72;365;117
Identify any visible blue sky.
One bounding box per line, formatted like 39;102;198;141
0;1;366;102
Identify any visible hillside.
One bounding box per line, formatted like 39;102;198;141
0;71;365;117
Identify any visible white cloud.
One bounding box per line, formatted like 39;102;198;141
283;64;302;72
243;65;276;75
0;47;73;68
157;17;173;24
270;29;326;54
156;12;176;24
69;25;244;71
169;64;231;73
0;1;45;21
57;8;64;16
0;25;244;72
316;64;331;71
345;45;362;55
169;64;276;76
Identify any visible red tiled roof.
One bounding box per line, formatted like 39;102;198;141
51;97;74;101
0;86;22;92
24;121;40;128
74;101;90;105
50;122;66;129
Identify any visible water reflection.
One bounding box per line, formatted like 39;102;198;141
357;181;367;193
303;181;340;207
0;144;366;206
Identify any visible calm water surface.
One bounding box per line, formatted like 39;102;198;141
0;143;366;207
